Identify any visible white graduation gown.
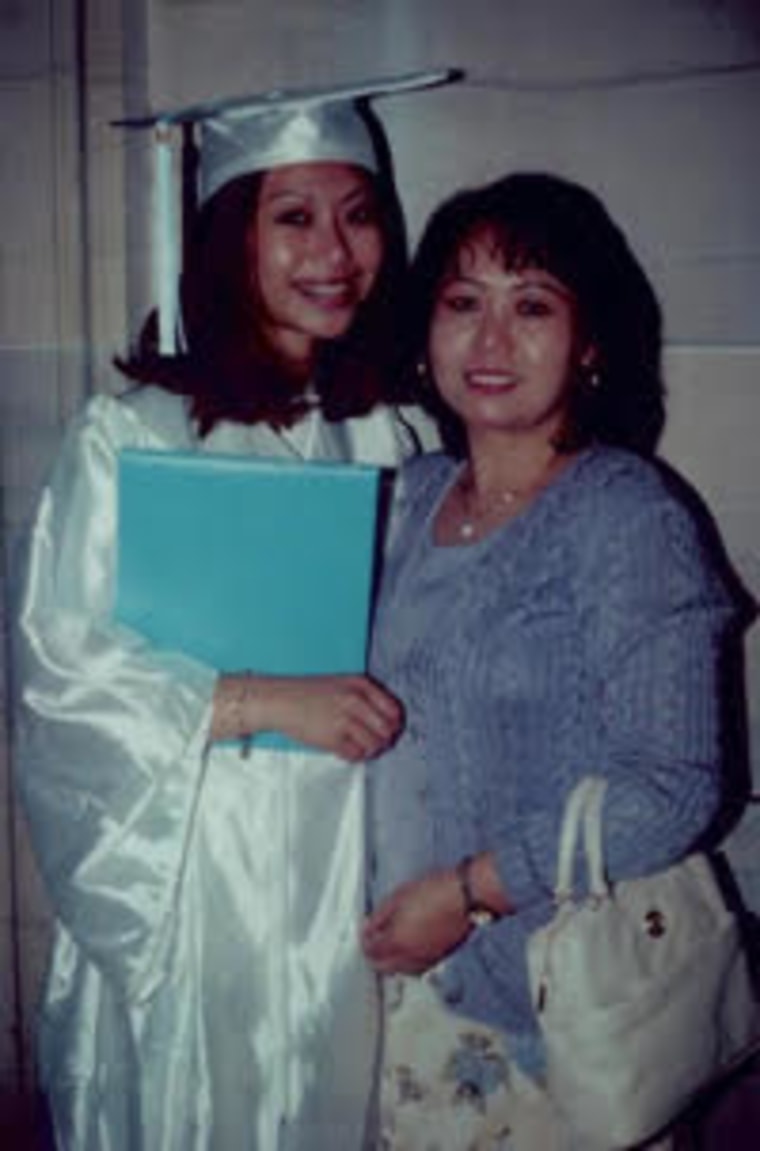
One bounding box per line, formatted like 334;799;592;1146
15;385;427;1151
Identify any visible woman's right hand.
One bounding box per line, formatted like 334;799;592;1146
211;672;404;761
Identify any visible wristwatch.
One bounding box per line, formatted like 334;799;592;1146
456;855;496;927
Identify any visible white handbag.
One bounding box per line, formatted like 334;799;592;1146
527;776;760;1149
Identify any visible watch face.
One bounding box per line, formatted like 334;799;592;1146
470;908;496;928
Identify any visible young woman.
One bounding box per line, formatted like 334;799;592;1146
363;172;744;1149
15;78;446;1151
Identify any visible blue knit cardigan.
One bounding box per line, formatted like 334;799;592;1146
369;446;739;1069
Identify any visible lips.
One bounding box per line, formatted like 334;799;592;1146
296;278;360;310
465;370;519;391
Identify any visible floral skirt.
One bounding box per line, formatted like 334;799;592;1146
375;974;676;1151
375;973;563;1151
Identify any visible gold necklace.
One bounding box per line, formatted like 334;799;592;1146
455;455;558;541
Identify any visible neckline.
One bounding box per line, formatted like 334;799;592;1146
275;406;321;460
427;446;596;553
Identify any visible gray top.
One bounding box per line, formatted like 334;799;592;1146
369;445;739;1073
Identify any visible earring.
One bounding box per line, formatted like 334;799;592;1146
415;358;433;391
579;348;602;394
580;362;602;393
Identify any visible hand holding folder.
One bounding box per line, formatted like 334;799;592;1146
116;449;383;751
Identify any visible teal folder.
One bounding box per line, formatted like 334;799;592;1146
115;449;382;752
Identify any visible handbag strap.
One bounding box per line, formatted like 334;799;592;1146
554;775;610;901
580;776;609;897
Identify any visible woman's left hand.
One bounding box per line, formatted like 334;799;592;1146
362;870;471;975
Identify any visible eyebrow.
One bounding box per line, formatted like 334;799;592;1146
262;184;373;207
443;271;573;299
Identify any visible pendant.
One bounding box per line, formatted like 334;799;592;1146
454;452;560;543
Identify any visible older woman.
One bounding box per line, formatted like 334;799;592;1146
363;172;742;1149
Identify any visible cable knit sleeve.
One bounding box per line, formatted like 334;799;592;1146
494;460;737;909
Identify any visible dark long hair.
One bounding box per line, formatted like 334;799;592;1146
405;172;664;457
117;162;409;436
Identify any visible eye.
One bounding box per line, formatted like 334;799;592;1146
515;295;554;318
345;200;379;227
439;290;480;315
273;207;312;227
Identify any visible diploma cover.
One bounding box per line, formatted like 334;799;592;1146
115;448;382;751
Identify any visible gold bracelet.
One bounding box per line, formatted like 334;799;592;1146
237;671;254;759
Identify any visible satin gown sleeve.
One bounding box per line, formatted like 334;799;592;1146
16;394;218;1002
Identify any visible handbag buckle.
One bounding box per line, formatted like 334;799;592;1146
644;908;667;938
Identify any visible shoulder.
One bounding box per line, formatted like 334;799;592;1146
569;447;738;607
567;446;705;539
379;452;454;556
71;385;192;449
112;385;195;446
392;452;456;521
48;389;197;500
572;446;673;508
400;450;456;492
341;403;439;465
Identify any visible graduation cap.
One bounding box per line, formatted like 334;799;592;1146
116;69;461;352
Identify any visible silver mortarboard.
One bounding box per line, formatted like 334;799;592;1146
116;70;461;351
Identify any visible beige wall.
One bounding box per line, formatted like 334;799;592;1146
1;0;758;1131
0;0;128;1127
0;0;81;1120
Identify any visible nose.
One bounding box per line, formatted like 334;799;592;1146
473;303;512;356
313;216;352;269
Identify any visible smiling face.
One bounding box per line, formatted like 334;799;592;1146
429;229;590;452
248;161;384;368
